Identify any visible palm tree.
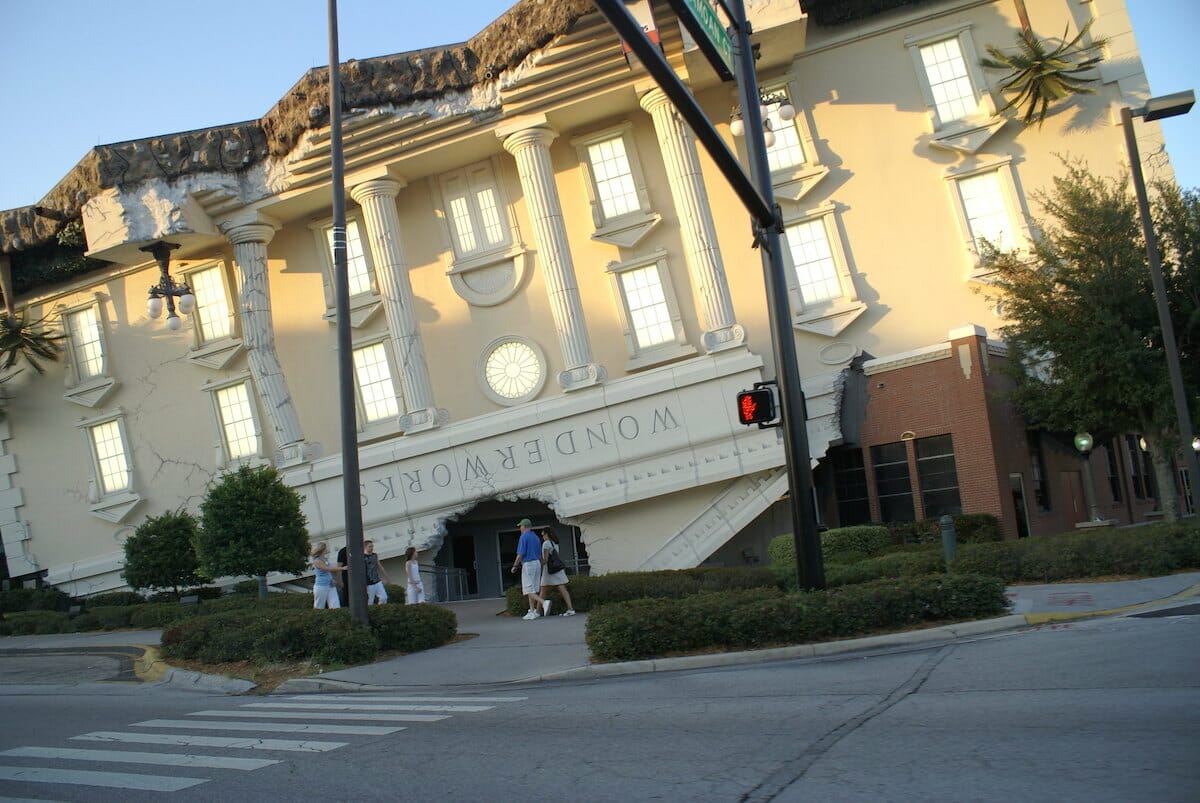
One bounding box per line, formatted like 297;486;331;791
0;312;64;376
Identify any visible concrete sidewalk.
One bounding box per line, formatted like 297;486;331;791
3;572;1198;693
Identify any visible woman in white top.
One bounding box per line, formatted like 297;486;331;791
539;529;575;616
405;546;426;604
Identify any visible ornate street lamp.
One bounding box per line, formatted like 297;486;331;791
730;91;795;148
141;241;195;332
1121;89;1199;519
1073;432;1105;523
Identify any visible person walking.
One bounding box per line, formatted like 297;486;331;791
510;518;549;619
404;546;426;604
311;542;346;609
335;544;352;607
363;540;392;605
539;528;575;616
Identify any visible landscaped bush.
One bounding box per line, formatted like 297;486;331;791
888;513;1002;545
821;526;893;563
368;603;457;652
84;591;146;607
145;586;223;603
0;610;71;635
825;549;945;587
503;566;780;616
0;587;69;613
952;521;1200;583
586;573;1007;662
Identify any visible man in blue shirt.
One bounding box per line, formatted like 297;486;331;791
510;518;550;620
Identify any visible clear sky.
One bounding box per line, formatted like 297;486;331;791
1;0;1196;212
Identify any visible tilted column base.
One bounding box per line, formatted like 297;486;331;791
558;363;607;392
702;324;747;354
399;407;449;434
275;441;310;468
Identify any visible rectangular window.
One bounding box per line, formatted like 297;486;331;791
587;136;641;220
916;434;962;518
441;163;508;257
1027;430;1051;511
352;342;400;424
1125;435;1148;499
326;218;374;297
919;37;976;123
872;442;915;523
67;306;105;380
619;266;674;350
764;94;805;173
831;447;871;526
957;170;1015;253
189;265;234;342
1105;439;1123;503
216;383;258;460
784;219;840;305
88;419;130;495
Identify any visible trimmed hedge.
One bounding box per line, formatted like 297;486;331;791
891;514;1002;545
586;573;1007;661
0;610;71;635
503;566;780;616
0;588;69;613
952;521;1200;583
369;603;457;652
825;549;946;587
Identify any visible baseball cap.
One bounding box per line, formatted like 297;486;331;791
518;518;532;528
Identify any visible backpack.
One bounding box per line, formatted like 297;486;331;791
545;544;566;574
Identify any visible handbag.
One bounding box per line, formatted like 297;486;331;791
545;545;566;574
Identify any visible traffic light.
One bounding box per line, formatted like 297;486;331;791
736;385;777;426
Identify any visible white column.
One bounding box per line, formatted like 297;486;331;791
224;222;306;463
349;178;446;433
501;124;605;391
640;87;745;353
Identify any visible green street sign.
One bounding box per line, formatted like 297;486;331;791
668;0;736;81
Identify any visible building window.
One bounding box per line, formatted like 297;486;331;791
919;38;977;124
186;264;235;343
946;160;1030;277
332;219;375;298
310;214;382;327
606;252;695;370
1105;439;1123;503
916;434;962;518
573;124;660;247
780;205;866;336
1026;430;1051;511
906;25;1001;154
88;418;131;495
206;379;262;465
441;162;510;258
478;336;546;406
352;341;401;426
831;447;871;526
66;305;105;381
872;442;915;523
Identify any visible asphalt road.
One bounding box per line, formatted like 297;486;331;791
0;608;1196;801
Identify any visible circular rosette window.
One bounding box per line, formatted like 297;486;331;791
478;336;547;405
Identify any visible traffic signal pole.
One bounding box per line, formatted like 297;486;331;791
593;0;824;588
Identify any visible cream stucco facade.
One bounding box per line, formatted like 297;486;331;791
0;0;1183;596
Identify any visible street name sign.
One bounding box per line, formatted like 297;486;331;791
668;0;736;81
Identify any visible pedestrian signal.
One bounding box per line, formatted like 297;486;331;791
736;387;776;426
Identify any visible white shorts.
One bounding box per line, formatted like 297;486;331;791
313;584;340;609
521;561;542;595
367;581;388;605
406;582;426;605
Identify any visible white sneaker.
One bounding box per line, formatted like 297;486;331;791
561;609;576;616
522;611;537;620
541;599;552;616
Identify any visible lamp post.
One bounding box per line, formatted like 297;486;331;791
1120;89;1200;519
1073;432;1104;523
141;242;195;332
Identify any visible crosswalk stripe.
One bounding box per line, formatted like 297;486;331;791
132;719;402;736
284;695;527;703
242;702;493;713
0;765;206;792
189;710;447;723
0;746;278;771
73;732;346;753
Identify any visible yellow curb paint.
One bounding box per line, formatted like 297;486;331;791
134;646;169;683
1022;581;1200;626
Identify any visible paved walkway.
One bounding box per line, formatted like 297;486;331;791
2;573;1198;693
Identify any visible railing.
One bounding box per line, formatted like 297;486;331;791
423;564;470;602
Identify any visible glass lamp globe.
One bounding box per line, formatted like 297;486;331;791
166;313;182;332
178;292;196;314
730;117;744;137
147;295;164;319
763;128;776;148
778;102;796;121
1073;432;1093;454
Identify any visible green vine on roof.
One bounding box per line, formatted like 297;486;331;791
981;21;1108;127
11;221;109;295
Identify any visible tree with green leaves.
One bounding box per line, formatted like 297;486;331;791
982;162;1199;521
122;510;203;595
195;465;310;598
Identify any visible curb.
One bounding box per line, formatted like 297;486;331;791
1020;580;1200;625
158;667;257;694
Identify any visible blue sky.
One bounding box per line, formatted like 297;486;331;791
1;1;1196;212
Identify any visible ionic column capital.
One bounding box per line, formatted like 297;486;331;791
349;177;406;204
501;124;558;155
638;86;673;115
223;222;277;247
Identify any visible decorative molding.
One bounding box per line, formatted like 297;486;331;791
323;296;384;329
590;211;662;247
773;165;831;204
63;376;118;408
88;490;143;524
794;301;867;337
930;117;1006;155
446;245;532;307
187;337;245;370
863;344;953;375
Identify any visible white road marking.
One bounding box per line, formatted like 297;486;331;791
132;719;402;736
0;746;277;770
188;709;447;723
284;694;527;703
73;731;346;753
0;766;206;792
242;702;493;712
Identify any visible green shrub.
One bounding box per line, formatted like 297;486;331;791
163;606;380;667
889;514;1001;545
145;586;222;603
85;605;135;630
825;549;945;587
368;604;457;652
84;591;145;607
68;612;103;632
122;509;203;594
821;526;892;563
0;610;70;635
128;602;201;629
503;566;780;616
0;587;69;613
585;574;1006;662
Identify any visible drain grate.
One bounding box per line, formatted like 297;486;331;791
1131;602;1200;618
